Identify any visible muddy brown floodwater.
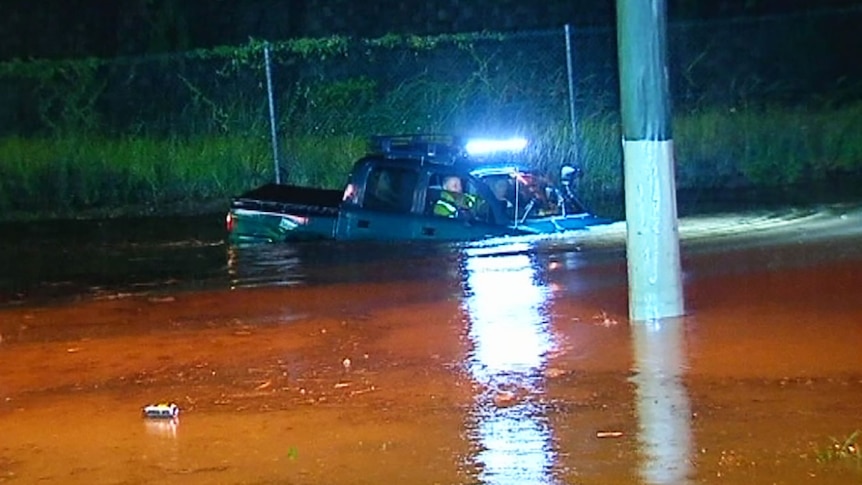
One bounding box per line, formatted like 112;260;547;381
1;205;861;484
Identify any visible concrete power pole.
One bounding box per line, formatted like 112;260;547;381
616;0;684;322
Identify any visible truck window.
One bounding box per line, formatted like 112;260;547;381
478;172;563;220
426;173;494;223
364;167;417;213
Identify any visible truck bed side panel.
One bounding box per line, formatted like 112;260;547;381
235;184;342;209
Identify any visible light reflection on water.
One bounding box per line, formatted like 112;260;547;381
461;245;697;484
461;251;557;484
143;417;179;440
631;318;693;484
227;243;304;289
462;253;553;380
226;239;464;291
3;205;861;483
4;204;858;306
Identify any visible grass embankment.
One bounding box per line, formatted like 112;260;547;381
0;103;860;221
574;102;862;215
0;135;365;220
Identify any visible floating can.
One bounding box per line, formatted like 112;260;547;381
142;402;179;419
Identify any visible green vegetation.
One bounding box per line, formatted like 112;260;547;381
0;134;273;218
0;26;860;221
814;430;860;470
0;100;861;220
675;102;862;189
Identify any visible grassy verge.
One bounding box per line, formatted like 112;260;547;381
1;103;861;222
569;101;862;215
0;134;364;220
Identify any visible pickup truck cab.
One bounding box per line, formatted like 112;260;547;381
226;134;609;243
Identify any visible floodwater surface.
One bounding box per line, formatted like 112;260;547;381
1;204;861;484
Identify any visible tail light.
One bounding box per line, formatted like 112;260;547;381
225;211;235;232
342;182;357;203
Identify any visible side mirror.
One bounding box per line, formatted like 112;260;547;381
560;165;582;186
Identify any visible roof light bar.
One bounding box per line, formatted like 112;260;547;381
465;137;528;155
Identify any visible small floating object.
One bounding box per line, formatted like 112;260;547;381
492;390;518;408
142;402;179;419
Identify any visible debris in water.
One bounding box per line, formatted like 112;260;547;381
493;390;518;408
142;402;179;419
593;311;618;327
544;368;569;379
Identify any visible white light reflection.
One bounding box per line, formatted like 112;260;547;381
631;318;693;484
462;252;557;485
143;417;178;439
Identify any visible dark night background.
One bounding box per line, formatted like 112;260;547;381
2;0;861;219
3;0;862;60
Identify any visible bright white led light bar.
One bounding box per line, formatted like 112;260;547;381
465;137;528;155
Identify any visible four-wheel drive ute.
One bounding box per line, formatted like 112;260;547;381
225;134;610;243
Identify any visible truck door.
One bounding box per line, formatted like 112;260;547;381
412;171;515;241
336;165;420;240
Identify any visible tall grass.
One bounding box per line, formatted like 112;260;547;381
674;101;862;189
1;101;861;221
550;100;862;215
280;135;367;187
0;134;273;218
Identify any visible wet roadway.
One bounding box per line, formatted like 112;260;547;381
0;203;861;484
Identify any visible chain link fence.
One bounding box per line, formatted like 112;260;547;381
0;7;860;217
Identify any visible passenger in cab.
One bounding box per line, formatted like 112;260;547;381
434;175;477;218
372;170;400;207
491;177;514;218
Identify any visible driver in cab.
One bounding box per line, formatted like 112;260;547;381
433;175;477;219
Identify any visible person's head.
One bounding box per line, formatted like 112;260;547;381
442;175;463;193
492;178;509;200
377;170;392;189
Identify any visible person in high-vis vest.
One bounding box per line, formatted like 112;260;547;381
433;175;477;218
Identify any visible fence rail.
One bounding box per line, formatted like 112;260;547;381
2;9;859;138
0;8;860;218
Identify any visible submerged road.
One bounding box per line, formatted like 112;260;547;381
0;203;861;484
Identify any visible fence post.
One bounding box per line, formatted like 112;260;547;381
564;24;577;138
264;42;281;184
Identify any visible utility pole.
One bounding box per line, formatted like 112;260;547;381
616;0;684;322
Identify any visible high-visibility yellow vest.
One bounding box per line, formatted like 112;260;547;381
433;190;476;218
